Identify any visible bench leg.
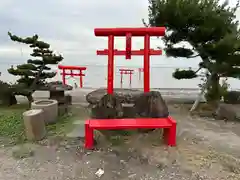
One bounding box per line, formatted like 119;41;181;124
168;122;176;146
163;128;169;144
85;122;94;149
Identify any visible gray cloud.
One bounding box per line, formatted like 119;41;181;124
1;0;239;82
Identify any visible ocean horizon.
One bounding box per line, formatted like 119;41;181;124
1;64;240;90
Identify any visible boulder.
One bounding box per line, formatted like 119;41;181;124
215;103;240;121
134;91;169;133
91;93;124;119
134;91;169;118
86;88;143;104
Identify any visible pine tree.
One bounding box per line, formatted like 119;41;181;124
146;0;240;102
7;32;63;103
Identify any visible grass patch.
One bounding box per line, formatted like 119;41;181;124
0;104;90;145
46;113;75;136
100;129;139;146
47;106;90;136
0;104;28;145
109;135;125;146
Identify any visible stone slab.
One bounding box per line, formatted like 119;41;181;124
73;120;86;125
66;125;85;138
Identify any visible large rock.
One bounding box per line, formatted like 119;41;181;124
215;103;240;121
134;91;169;118
134;91;169;133
86;88;143;104
91;94;124;119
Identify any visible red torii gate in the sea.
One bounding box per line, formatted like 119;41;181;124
98;49;162;84
138;68;144;81
119;68;134;88
58;65;87;88
95;27;165;94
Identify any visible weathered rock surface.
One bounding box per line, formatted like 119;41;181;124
134;91;169;132
91;94;124;119
134;91;169;118
86;88;143;104
89;90;169;121
215;103;240;121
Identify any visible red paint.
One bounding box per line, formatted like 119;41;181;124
144;34;150;92
95;27;165;93
94;27;166;36
97;49;162;55
138;68;144;81
108;35;114;94
58;65;87;88
126;33;132;59
84;116;177;149
119;69;134;88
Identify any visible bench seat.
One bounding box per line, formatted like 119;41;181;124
85;116;176;149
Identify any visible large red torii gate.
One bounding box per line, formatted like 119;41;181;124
95;27;165;94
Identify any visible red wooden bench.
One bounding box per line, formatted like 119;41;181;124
84;116;177;149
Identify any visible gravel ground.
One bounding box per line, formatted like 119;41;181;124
2;89;240;180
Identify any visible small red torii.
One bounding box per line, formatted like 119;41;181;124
95;27;165;94
119;68;134;88
138;68;144;81
58;65;87;88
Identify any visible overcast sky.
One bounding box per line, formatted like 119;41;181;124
0;0;239;70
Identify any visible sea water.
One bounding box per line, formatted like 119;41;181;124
1;64;240;90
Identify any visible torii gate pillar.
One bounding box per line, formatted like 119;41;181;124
95;27;166;94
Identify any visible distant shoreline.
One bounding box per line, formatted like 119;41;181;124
14;87;206;105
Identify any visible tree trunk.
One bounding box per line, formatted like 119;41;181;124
27;94;34;109
190;72;212;112
205;73;221;103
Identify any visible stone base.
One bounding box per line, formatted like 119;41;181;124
58;104;69;116
65;95;72;105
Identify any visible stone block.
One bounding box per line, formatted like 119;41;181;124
23;109;46;141
31;99;58;124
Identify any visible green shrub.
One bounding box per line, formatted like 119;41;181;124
0;80;17;106
223;91;240;104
